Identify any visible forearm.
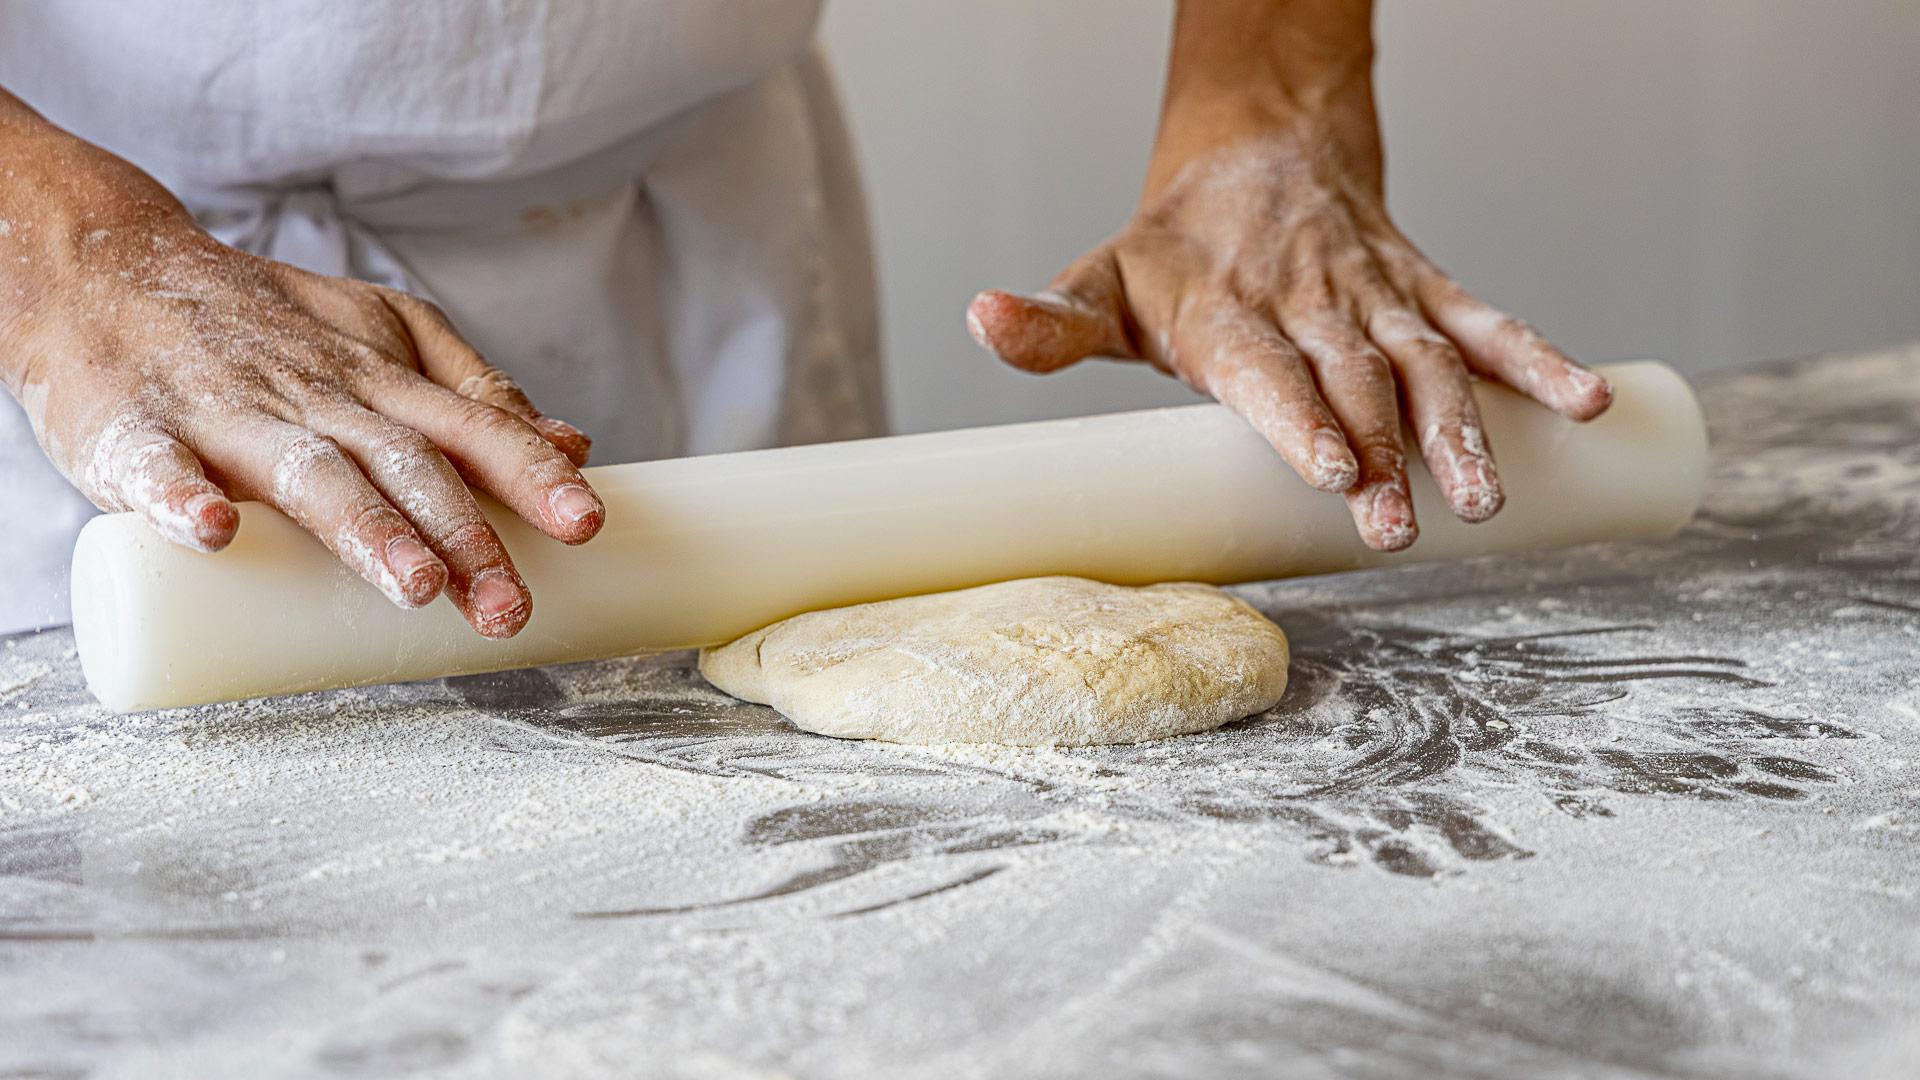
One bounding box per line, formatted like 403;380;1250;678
1148;0;1379;196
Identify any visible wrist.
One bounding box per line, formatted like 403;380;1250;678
0;126;198;379
1146;0;1380;197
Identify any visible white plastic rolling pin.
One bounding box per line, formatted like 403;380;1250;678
70;360;1707;712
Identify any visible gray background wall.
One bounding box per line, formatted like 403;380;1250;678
820;0;1920;434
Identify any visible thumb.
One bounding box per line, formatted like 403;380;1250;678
967;251;1132;373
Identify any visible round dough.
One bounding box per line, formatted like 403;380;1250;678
697;576;1288;746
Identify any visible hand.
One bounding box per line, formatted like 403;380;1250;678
4;213;602;639
966;0;1611;551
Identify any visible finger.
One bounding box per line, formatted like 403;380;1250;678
1414;279;1612;421
372;378;605;546
1282;317;1418;551
88;420;239;552
967;249;1132;373
1367;308;1504;523
383;291;593;466
315;406;534;639
1179;305;1358;492
203;418;448;609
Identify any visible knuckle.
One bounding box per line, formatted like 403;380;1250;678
1403;342;1469;384
115;440;195;509
1355;438;1408;477
1448;303;1538;356
1206;307;1289;358
1421;275;1476;311
1420;371;1479;418
1531;345;1581;374
410;297;452;326
270;433;348;503
1418;416;1464;455
1363;307;1422;343
1490;314;1540;349
455;367;525;405
1338;266;1399;312
267;356;343;402
454;397;527;436
281;432;347;469
523;448;582;490
1369;309;1457;363
1521;350;1567;379
338;338;402;374
1281;291;1341;330
382;288;446;324
346;500;405;538
1332;348;1393;386
443;519;502;559
1330;246;1373;274
371;425;437;464
1367;234;1423;271
1250;321;1306;363
1286;309;1359;349
365;284;419;321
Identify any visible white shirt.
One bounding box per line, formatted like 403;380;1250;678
0;0;888;631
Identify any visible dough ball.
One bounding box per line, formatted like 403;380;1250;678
698;576;1288;746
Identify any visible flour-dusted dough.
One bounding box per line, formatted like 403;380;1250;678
698;576;1289;746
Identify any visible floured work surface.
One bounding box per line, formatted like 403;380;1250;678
3;345;1918;1079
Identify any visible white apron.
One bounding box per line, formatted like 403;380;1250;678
0;0;887;632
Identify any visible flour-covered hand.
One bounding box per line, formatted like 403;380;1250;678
967;0;1610;551
0;94;601;637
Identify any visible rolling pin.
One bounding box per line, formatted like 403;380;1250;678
70;360;1707;712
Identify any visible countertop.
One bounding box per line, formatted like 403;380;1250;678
3;345;1917;1079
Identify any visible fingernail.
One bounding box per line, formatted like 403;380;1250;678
534;415;587;444
965;303;994;350
1561;366;1613;415
385;537;441;585
1364;484;1418;551
470;568;529;636
548;483;603;527
1447;452;1504;522
184;491;223;523
182;492;236;550
1451;482;1504;523
381;538;444;608
1310;431;1359;490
